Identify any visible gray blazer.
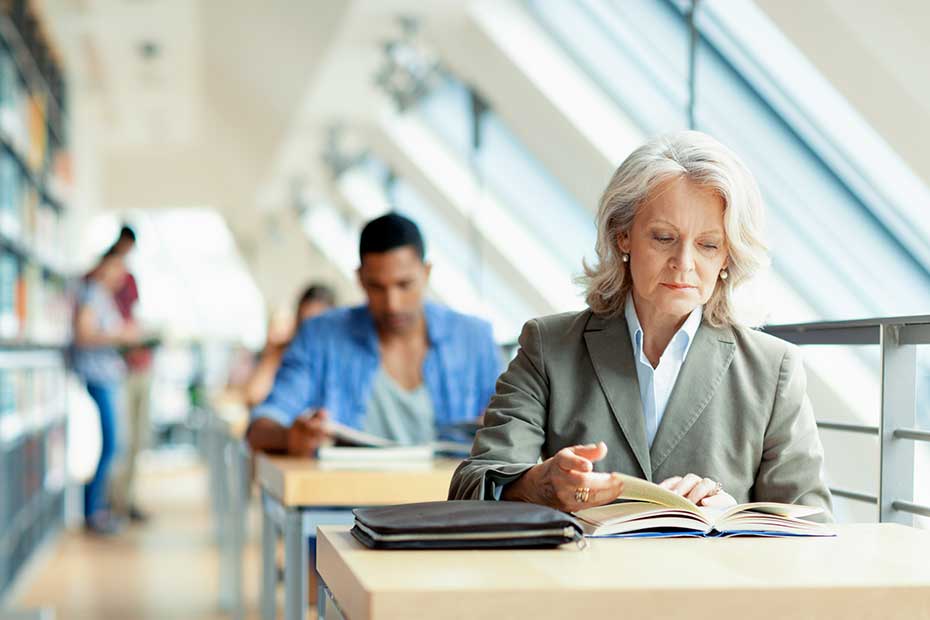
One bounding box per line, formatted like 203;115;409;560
448;309;833;519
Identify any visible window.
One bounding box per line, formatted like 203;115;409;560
414;76;595;302
528;0;930;322
316;154;533;340
86;209;266;349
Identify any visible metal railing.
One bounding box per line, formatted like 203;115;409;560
765;314;930;525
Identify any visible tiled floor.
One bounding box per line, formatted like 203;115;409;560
9;449;279;620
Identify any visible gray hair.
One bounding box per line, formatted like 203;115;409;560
580;130;769;327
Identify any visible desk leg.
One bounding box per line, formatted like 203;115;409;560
260;495;277;620
227;441;247;620
284;508;308;620
217;438;234;612
317;577;345;620
208;425;227;546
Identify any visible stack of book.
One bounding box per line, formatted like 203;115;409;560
316;420;475;469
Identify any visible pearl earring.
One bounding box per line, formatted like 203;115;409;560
622;253;630;263
720;269;728;280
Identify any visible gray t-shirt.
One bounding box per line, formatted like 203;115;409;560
72;281;126;385
363;366;435;445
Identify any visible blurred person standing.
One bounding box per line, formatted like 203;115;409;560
73;249;140;535
242;284;335;408
105;225;156;523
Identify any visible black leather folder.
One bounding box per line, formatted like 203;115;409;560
351;500;585;550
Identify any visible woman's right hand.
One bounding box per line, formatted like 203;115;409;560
502;441;625;511
118;323;142;346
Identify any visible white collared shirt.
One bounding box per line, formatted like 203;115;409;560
624;293;703;448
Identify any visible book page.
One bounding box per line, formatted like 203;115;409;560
714;503;832;535
322;420;397;447
574;474;832;537
615;473;700;513
575;501;668;526
716;502;823;521
574;500;714;536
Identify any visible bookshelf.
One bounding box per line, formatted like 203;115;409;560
0;0;71;602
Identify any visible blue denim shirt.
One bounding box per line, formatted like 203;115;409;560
252;302;502;435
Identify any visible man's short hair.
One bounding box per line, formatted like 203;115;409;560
358;213;425;262
297;284;335;309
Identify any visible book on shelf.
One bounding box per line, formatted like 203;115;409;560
573;474;835;538
0;251;18;338
0;153;21;239
0;49;18;141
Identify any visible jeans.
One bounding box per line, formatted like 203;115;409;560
84;381;119;521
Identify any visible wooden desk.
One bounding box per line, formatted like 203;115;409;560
256;455;460;506
317;523;930;620
256;454;459;620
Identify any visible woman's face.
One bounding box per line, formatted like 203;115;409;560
96;256;127;292
618;176;729;324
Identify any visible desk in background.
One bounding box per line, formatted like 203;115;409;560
256;454;459;620
317;523;930;620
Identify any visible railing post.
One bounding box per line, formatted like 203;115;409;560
879;324;918;525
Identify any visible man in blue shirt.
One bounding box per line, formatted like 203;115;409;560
246;213;502;455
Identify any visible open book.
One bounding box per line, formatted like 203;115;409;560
573;474;835;538
323;420;394;448
320;420;473;459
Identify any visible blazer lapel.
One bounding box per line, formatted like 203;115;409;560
649;321;736;473
583;314;651;479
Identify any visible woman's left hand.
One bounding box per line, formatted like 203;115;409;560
658;473;737;508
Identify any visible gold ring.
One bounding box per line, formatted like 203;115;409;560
574;487;590;503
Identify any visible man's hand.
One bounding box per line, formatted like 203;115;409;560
286;409;330;457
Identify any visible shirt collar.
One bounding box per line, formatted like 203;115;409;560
349;301;450;349
624;292;703;364
423;302;452;344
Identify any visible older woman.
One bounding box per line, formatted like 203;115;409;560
449;131;832;518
